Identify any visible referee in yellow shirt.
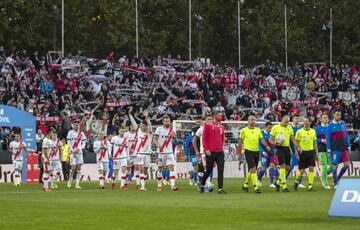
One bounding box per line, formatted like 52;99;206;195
238;115;271;193
270;115;299;192
294;117;318;192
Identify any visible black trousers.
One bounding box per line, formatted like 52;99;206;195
39;167;44;184
61;161;70;181
38;153;43;184
201;152;225;189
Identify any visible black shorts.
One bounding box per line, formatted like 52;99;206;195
299;150;316;170
244;150;260;169
276;146;291;166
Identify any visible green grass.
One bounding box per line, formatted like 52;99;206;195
0;178;359;230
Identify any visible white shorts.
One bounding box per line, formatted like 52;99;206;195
135;154;151;168
113;158;128;169
13;160;23;171
49;160;62;171
97;161;109;172
128;156;137;167
157;153;176;167
69;154;84;166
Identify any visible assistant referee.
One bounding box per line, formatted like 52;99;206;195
238;115;271;193
294;117;318;192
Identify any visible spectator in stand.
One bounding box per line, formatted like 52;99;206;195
213;102;225;113
0;44;359;162
205;90;217;108
37;119;47;136
30;51;40;70
39;77;53;95
289;102;300;116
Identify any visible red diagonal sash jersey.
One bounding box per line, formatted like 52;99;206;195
93;139;110;162
111;136;128;159
125;131;138;157
135;130;152;154
10;141;26;161
42;137;53;162
72;132;83;151
49;139;61;160
155;126;174;153
67;130;86;154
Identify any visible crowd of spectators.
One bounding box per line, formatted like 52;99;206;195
1;45;360;151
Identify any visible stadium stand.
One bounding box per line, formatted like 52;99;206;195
0;47;359;163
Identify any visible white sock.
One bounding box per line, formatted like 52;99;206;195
43;173;49;189
75;171;81;186
56;172;61;182
157;171;162;187
99;176;104;186
135;171;140;186
50;173;54;184
120;171;126;187
140;173;145;189
15;171;21;185
69;170;74;183
112;172;116;184
170;171;176;187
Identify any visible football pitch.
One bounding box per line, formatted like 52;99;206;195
1;178;359;230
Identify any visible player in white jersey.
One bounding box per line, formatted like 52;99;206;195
42;127;54;192
66;118;87;189
124;108;139;184
49;131;62;189
9;132;28;187
193;114;214;191
153;115;178;192
130;110;152;191
93;132;110;189
110;127;129;190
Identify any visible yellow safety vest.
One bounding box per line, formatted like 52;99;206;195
62;144;69;161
